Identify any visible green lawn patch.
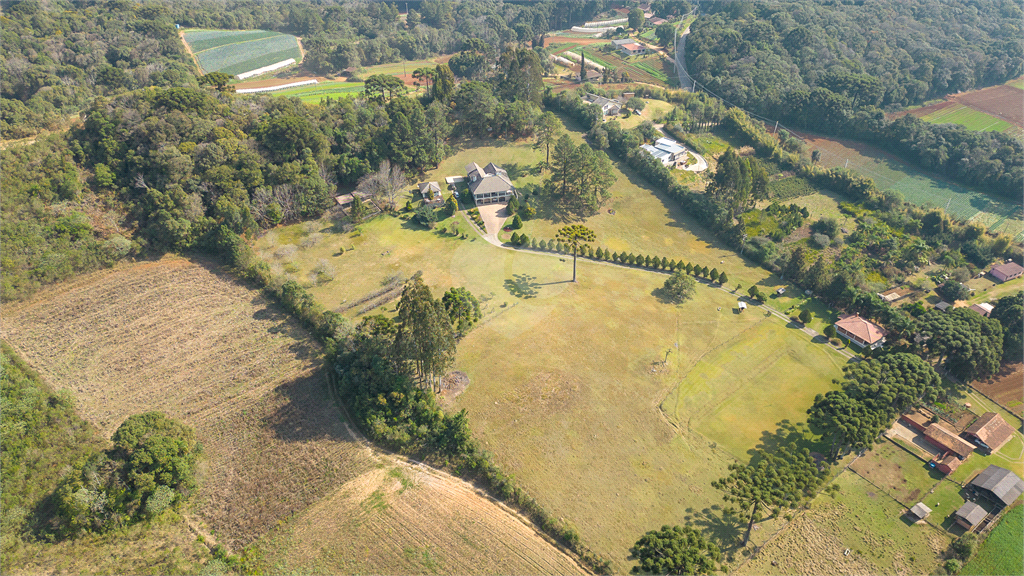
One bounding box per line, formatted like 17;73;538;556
273;81;365;103
962;504;1024;575
850;440;943;505
662;318;847;459
920;104;1017;133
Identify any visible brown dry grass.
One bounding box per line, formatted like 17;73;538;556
1;256;588;574
256;462;587;574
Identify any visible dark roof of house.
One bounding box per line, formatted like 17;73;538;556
991;262;1024;277
964;413;1015;452
924;423;975;459
955;501;988;526
970;465;1024;506
466;162;513;196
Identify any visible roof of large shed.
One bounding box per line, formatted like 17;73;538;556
970;465;1024;505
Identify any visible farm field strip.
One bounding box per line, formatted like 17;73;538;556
181;29;302;75
0;257;584;574
919;103;1018;133
273;81;365;103
793;131;1023;240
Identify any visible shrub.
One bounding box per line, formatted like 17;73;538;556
811;233;831;248
512;214;523;229
510;232;520;245
799;309;812;324
944;559;962;574
313;259;335;284
531;238;538;248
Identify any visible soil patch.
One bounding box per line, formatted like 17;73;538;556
971;363;1024;418
954;84;1024;127
440;370;470;402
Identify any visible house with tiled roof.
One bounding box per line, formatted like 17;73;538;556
834;314;886;349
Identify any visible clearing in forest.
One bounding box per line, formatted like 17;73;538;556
0;257;585;575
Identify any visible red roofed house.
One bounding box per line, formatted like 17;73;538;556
834;314;887;349
990;261;1024;283
964;413;1015;453
924;422;975;475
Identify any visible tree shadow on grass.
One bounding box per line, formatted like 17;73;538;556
504;274;540;299
682;506;744;554
749;419;830;462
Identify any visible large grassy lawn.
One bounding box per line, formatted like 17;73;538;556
255;125;856;570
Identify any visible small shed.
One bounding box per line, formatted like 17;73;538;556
935;301;953;312
738;301;747;312
908;502;932;521
776;287;786;295
954;501;988;530
968;302;994;317
418;181;443;205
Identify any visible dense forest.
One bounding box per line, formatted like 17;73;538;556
0;0;607;136
684;0;1024;198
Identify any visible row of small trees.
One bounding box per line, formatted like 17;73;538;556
512;236;730;283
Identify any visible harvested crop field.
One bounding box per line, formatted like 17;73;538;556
971;363;1024;417
1;257;585;574
256;463;587;575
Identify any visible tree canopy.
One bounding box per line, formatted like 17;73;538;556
919;308;1004;382
630;525;721;575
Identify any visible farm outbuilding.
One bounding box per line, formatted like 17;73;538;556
955;501;989;530
968;465;1024;507
963;413;1014;453
908;502;932;521
990;261;1024;282
738;301;747;312
968;302;994;317
418;181;443;205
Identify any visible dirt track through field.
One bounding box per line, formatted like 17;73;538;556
1;257;588;573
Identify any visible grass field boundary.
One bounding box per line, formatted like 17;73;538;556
966;382;1024;428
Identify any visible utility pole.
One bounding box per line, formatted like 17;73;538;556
773;120;779;134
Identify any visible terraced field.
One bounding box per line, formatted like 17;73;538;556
0;257;585;574
182;29;302;76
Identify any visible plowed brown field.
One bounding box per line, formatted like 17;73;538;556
1;256;587;574
972;363;1024;418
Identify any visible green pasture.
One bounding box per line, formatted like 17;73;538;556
661;318;846;459
1007;77;1024;90
254;122;860;569
805;135;1023;240
739;472;951;575
920;104;1017;134
767;176;818;200
963;275;1024;306
962;504;1024;576
181;29;302;76
359;57;449;77
273;81;364;104
920;479;973;532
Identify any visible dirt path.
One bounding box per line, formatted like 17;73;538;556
178;30;202;73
